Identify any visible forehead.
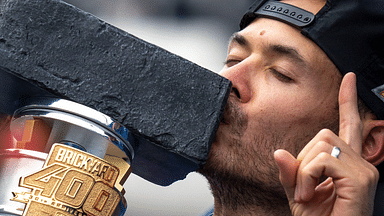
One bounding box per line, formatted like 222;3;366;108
235;0;330;66
237;18;322;64
233;16;341;81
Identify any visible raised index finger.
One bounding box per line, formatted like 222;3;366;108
338;72;363;155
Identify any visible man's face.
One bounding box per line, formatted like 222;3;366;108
200;4;343;201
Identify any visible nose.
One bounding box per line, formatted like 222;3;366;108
220;64;252;103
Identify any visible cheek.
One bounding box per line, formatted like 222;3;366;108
246;87;305;120
244;83;339;136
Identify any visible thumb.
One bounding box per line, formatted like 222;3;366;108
274;149;300;201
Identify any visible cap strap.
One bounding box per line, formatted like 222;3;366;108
240;0;315;30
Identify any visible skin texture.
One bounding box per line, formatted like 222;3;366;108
199;0;383;215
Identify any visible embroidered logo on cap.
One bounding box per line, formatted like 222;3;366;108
372;84;384;102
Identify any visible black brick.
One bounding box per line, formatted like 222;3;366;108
0;0;231;185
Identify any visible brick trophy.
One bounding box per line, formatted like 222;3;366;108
0;0;231;215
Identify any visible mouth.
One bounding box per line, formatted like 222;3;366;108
220;95;237;126
220;112;228;125
218;96;249;134
220;103;231;125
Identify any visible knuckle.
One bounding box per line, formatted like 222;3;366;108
352;120;363;131
319;128;331;135
317;152;330;161
311;141;333;154
368;167;380;182
318;129;335;141
360;174;371;185
340;117;363;130
301;166;313;177
359;168;379;186
317;141;331;149
374;168;380;181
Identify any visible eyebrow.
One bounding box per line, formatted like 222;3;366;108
229;33;249;47
269;44;307;68
229;33;308;68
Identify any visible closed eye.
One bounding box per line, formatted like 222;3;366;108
224;59;241;67
270;68;293;83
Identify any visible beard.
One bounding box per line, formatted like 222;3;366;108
198;97;339;214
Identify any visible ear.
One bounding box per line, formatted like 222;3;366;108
362;117;384;166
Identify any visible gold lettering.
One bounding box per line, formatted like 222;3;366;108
55;148;66;162
63;150;74;165
105;167;115;182
73;153;84;167
88;158;97;172
98;164;109;179
79;157;89;171
91;162;101;175
70;152;78;165
13;144;124;216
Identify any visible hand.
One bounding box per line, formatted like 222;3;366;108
274;73;380;216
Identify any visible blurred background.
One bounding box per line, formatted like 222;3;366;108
0;0;253;215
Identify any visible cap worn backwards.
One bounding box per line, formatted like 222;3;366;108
240;0;384;120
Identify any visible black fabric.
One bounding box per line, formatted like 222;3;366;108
240;0;384;120
240;0;314;29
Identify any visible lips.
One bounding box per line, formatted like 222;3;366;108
220;111;229;125
218;96;248;135
220;102;231;125
221;97;236;125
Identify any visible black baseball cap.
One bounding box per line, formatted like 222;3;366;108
240;0;384;119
